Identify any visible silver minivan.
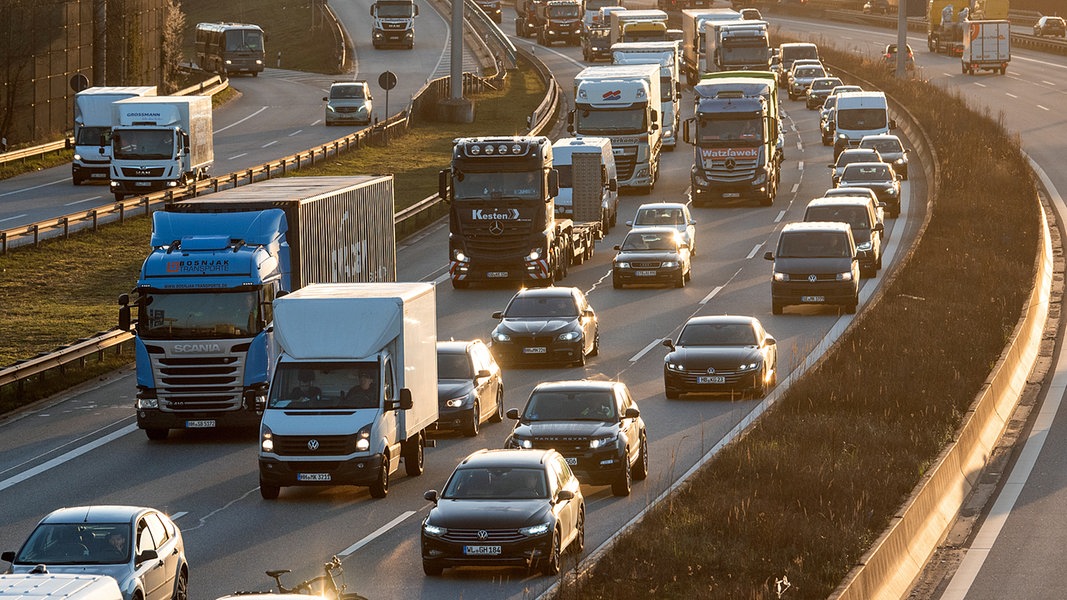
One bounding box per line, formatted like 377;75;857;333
323;80;373;126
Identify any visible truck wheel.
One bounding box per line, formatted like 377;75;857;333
404;434;425;476
114;192;125;201
259;482;280;500
1000;66;1006;75
772;301;784;315
370;456;390;498
145;428;168;441
589;332;599;357
515;18;524;36
72;175;84;186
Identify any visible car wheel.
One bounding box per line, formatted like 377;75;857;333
876;252;883;270
674;269;685;288
665;386;680;399
573;506;585;554
145;428;169;441
72;176;84;186
684;266;692;283
612;456;632;496
423;560;444;576
633;434;649;481
490;387;504;423
404;434;425;476
540;528;562;575
260;482;280;500
369;455;390;498
573;347;586;367
451;278;469;289
173;569;188;600
463;401;480;437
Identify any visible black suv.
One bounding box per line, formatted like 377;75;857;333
505;380;648;496
836;161;902;217
764;221;860;314
803;197;884;277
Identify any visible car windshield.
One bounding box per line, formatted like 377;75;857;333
837;152;878;167
836;108;887;131
522;390;616;421
795;66;824;78
811;78;842;91
437;352;472;379
634;207;684;226
443;467;548;499
677;322;757;346
841;165;890;181
505;296;578;318
777;232;851;258
331;86;365;99
15;523;132;565
861;139;902;154
621;231;677;251
806;206;870;231
268;362;380;410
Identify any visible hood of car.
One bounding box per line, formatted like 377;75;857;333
437;380;474;401
667;346;762;369
428;499;549;528
614;249;682;262
512;421;616;439
7;564;135;595
496;318;577;335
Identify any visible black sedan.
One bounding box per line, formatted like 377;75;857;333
662;315;778;399
490;287;599;367
836;161;902;217
504;380;648;496
612;227;691;289
435;339;504;437
421;448;585;576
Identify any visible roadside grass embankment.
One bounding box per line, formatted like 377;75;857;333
0;59;544;410
552;40;1040;600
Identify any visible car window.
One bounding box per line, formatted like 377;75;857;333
143;513;169;547
473;342;496;370
622;232;676;251
505;296;578;318
806;206;870;231
437;351;472;379
842;164;889;180
523;390;616;421
136;518;157;555
444;467;548;499
554;456;576;488
678;322;757;346
778;231;851;258
861;139;902;154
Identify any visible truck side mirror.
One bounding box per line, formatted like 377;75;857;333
547;169;559;198
888;118;897;129
398;388;413;410
118;294;131;331
370;6;376;16
438;169;451;202
414;5;419;15
651;110;659;124
682;118;693;144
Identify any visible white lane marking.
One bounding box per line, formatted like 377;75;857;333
943;72;954;77
629;339;662;363
1005;92;1018;99
311;119;322;126
0;424;139;492
261;140;278;148
171;512;188;520
1042;80;1056;86
745;243;762;260
795;141;802;151
229;153;248;160
797;161;804;171
791;183;799;194
214;106;269;133
1038;105;1050;111
974;82;987;88
288;130;303;136
0;213;28;223
700;286;723;305
64;197;98;206
0;178;68;198
432;273;451;286
339;511;416;557
775;210;786;223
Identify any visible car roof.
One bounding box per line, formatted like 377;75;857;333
635;202;687;211
806;197;871;209
624;226;681;236
782;221;852;233
531;379;622;393
512;286;578;298
436;340;482;353
825;187;880;200
458;448;556;469
682;314;758;327
839;148;880;156
39;506;152;524
842;161;890;170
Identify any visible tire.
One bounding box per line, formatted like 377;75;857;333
145;428;168;441
611;457;632;496
260;482;280;500
674;269;685;288
633;435;649;481
665;386;680;399
573;346;586;368
172;569;188;600
540;528;562;575
423;560;444;576
489;388;504;423
462;402;480;437
612;274;622;289
589;332;599;357
876;252;883;270
404;435;425;476
684;267;692;283
252;71;259;77
573;507;585;554
72;176;84;186
451;278;469;289
369;456;390;498
515;18;524;36
114;192;125;201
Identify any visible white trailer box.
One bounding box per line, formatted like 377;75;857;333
71;86;156;185
961;19;1010;75
608;9;668;45
109;95;214;200
0;575;122;600
259;282;438;499
611;40;682;148
680;8;742;85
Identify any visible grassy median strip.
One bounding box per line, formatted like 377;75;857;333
552;43;1040;599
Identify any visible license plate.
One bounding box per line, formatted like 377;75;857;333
464;545;502;556
297;473;331;482
523;347;547;354
722;192;741;198
801;295;826;303
487;271;509;278
90;173;106;179
698;375;726;384
565;457;578;466
186;419;216;428
135;181;152;187
635;270;657;277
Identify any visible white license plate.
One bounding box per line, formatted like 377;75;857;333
487;271;509;278
635;270;657;277
464;545;502;556
523;347;547;354
297;473;331;482
135;181;152;187
801;295;826;303
565;457;578;466
697;376;726;384
90;173;106;179
186;419;216;428
722;192;741;198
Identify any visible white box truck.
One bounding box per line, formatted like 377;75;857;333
0;574;122;600
551;136;619;231
961;19;1010;75
71;86;157;185
610;41;682;149
258;282;438;500
680;8;742;85
569;63;662;193
109;96;214;200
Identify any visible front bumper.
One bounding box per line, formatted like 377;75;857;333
111;179;171;195
692;169;770;200
613;264;683;286
771;280;858;308
663;367;762;397
373;29;415;46
432;403;475;431
490;338;584;366
258;454;385;487
422;530;553;569
450;257;551;285
136;406;263;430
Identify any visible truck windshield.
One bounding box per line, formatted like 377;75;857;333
453;171;541;200
575;106;646;135
224;29;263;52
548;5;580;17
75;126;111;147
137;290;262;340
376;3;416;17
269;362;380;410
660;76;673;101
624;29;666;43
697;116;764;144
113;129;176;160
836;108;887;131
721;46;770;66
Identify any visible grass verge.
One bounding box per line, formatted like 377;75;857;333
552;40;1040;600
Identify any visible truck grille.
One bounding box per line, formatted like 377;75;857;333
120;167;166;178
461;222;538;255
148;345;245;412
707;157;758;182
272;435;357;456
615;154;636;181
441;529;526;543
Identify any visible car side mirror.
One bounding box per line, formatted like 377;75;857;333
764;251;774;261
1;551;14;563
506;408;520;420
475;369;491;380
827;163;835;168
625;220;633;227
322;96;328;102
424;490;439;504
766;336;777;346
624;406;640;419
556;489;575;502
137;549;158;564
492;311;503;320
874;222;884;232
661;338;674;350
582;309;595;318
888;118;897;129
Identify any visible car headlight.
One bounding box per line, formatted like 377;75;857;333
73;153;83;161
660;261;678;268
895;158;905;165
260;424;274;452
837;133;848;141
519;522;551;537
445;396;468;408
737;361;760;372
836;271;854;282
509;436;533;449
356;424;372;452
423;522;447;536
557;331;581;341
137;397;159;409
615;261;630;269
589;434;617;449
887;188;898;196
665;361;685;372
492;330;511;343
773;271;789;282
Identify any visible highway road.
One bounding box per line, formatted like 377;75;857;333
0;7;936;600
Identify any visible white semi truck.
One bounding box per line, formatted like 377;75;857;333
258;282;438;499
109;96;213;200
72;86;157;186
569;63;662;193
610;41;682;149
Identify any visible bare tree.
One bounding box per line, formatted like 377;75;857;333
0;0;36;144
162;0;186;93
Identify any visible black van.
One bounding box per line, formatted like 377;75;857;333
764;221;860;314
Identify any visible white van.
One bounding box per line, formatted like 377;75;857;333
551;137;620;231
832;91;895;159
0;574;122;600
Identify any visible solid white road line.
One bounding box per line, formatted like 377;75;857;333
339;511;417;557
629;339;662;363
791;183;799;194
0;424;139;493
798;161;804;170
214;106;269;134
0;178;67;198
229;153;248;160
432;273;451;286
0;214;28;223
700;286;723;305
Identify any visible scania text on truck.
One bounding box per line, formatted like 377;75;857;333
961;19;1010;74
194;22;266;76
118;176;398;440
109;95;213;201
537;0;583;46
608;9;669;45
371;0;418;49
570;63;662;193
681;8;743;85
258;282;438;499
611;41;682;150
439;136;600;288
71;86;157;186
711;21;770;72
